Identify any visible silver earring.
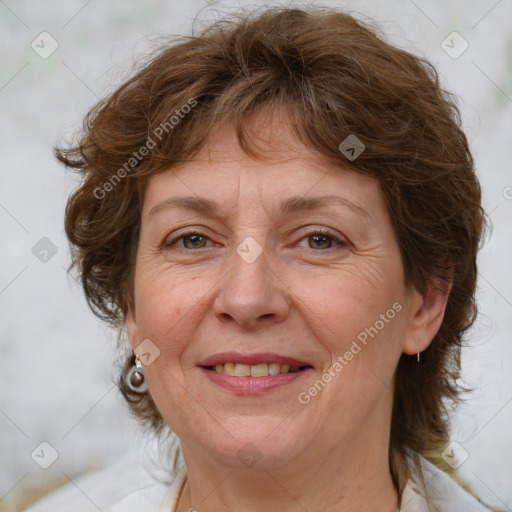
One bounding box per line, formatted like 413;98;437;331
417;352;421;363
126;355;147;392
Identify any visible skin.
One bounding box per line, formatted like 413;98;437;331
126;111;450;512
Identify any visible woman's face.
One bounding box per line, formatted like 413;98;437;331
127;114;435;471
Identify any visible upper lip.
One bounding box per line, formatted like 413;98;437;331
198;352;312;368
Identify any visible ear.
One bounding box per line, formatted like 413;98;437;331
125;306;140;352
402;276;452;356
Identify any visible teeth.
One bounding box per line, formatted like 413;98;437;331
251;363;269;377
234;364;251;377
268;363;281;375
224;362;235;376
211;363;302;377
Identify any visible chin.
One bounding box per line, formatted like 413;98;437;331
198;415;310;471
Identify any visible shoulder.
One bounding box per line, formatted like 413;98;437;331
23;438;181;512
402;456;493;512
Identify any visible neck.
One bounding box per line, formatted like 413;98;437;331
176;416;398;512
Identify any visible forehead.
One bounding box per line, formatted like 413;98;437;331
198;110;314;165
142;110;384;220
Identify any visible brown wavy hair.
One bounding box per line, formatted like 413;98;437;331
56;6;486;498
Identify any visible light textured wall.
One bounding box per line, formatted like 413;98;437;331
1;0;511;510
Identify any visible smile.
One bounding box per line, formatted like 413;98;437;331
207;362;303;377
198;352;313;394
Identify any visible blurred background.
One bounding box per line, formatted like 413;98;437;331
1;0;511;510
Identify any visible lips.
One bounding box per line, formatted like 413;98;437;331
198;352;313;393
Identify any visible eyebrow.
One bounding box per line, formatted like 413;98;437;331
148;194;369;220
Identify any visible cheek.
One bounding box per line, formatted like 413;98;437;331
304;269;406;377
134;265;201;336
132;277;191;374
311;270;402;330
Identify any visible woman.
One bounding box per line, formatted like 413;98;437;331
28;6;491;512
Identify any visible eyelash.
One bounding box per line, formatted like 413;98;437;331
164;228;346;251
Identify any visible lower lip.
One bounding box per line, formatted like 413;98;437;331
200;367;309;395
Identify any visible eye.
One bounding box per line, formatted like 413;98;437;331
165;231;213;250
164;228;345;251
297;229;345;250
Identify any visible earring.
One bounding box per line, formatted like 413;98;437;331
417;352;421;363
126;355;147;393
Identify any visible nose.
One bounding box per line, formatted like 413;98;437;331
213;243;291;331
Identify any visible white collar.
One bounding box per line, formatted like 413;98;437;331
159;466;187;512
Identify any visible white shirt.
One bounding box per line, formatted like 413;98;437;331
24;438;492;512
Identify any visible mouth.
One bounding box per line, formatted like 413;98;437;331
203;362;310;377
198;352;313;394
